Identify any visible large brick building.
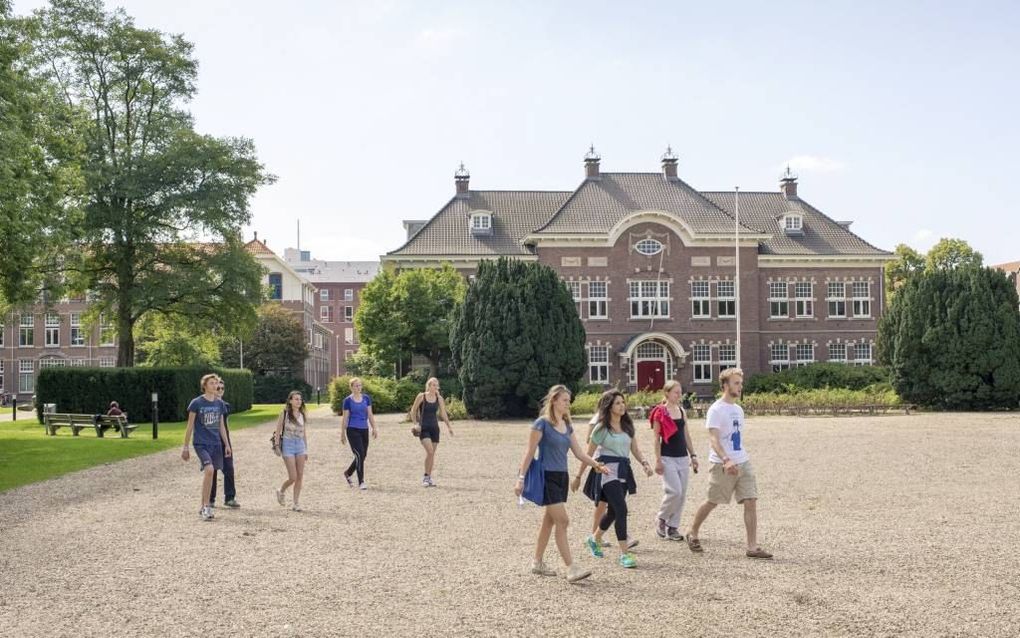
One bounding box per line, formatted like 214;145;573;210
284;249;379;379
1;300;119;402
384;150;893;392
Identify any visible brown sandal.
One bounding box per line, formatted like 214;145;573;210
746;548;773;560
686;536;703;553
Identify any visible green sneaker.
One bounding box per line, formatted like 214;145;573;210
585;535;604;558
619;553;637;568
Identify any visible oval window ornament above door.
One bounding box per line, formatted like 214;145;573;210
635;238;664;255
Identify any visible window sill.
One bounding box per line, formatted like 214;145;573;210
628;317;671;321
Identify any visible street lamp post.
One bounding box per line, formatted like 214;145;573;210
152;392;159;440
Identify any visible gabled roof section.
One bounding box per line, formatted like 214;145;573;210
245;238;276;255
701;191;891;256
993;260;1020;273
534;173;758;236
387;191;571;257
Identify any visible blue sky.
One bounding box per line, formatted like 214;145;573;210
16;0;1020;265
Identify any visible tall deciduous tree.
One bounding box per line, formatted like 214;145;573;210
884;244;924;304
878;267;1020;409
241;304;308;377
450;258;587;418
33;0;273;365
135;314;221;368
356;265;467;377
924;238;983;272
0;1;82;308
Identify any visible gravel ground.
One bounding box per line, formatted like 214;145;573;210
1;409;1018;638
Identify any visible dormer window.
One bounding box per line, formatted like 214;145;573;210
782;213;804;235
635;238;664;256
470;212;493;236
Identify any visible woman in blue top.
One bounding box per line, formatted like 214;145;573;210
341;378;377;490
514;385;607;584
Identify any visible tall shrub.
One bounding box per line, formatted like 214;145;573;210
450;258;587;418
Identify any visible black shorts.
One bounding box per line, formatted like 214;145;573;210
418;423;440;443
543;471;569;506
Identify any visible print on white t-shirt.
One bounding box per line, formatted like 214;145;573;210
705;399;750;465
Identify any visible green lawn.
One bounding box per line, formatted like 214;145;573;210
0;404;285;492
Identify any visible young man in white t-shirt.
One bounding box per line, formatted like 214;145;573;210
686;368;772;559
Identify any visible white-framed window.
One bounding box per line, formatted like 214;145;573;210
344;289;353;301
19;359;34;392
588;345;609;384
717;281;735;318
470;213;491;231
827;282;847;318
99;314;115;346
828;343;847;363
691;281;711;319
70;359;87;367
795;343;815;366
320;289;330;301
853;342;873;366
587;281;608;319
39;358;66;369
345;327;355;345
566;281;582;315
344;350;354;361
770;343;790;372
784;214;803;231
719;344;737;372
629;280;670;318
795;283;814;318
634;238;664;256
692;344;712;383
99;357;115;368
768;282;789;319
314;333;323;349
69;313;85;346
19;314;34;347
852;282;871;317
320;306;334;322
344;306;353;322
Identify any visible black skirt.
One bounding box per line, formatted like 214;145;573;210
543;471;569;505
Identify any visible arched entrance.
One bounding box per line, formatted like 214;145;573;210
620;333;688;391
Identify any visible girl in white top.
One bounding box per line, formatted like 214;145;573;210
272;391;309;511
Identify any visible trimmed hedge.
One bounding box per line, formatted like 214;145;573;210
329;374;463;416
35;367;253;423
254;375;313;404
744;363;891;394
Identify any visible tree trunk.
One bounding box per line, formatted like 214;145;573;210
429;352;439;379
116;311;135;367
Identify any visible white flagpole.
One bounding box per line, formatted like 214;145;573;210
735;186;741;368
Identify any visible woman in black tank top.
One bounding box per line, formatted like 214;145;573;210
409;377;455;487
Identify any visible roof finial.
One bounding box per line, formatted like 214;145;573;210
661;145;678;162
781;164;798;181
455;161;470;178
584;144;601;161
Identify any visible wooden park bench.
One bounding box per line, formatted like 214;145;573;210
43;413;136;438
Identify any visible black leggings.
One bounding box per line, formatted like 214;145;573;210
344;428;369;483
598;480;629;542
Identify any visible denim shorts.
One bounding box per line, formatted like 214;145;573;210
194;444;223;472
281;437;307;457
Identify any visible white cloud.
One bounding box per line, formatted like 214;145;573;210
782;155;846;174
910;228;938;251
413;27;465;50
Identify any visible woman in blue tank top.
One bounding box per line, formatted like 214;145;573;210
513;385;607;584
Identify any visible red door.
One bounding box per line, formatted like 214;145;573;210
637;361;665;391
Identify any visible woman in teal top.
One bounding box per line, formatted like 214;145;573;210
581;390;653;568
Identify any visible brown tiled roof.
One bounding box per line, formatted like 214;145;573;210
245;238;276;255
700;191;890;256
388;191;571;257
992;261;1020;272
536;173;758;235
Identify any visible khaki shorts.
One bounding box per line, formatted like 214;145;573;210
707;460;758;504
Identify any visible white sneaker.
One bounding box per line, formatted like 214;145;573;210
566;564;592;583
422;476;430;487
359;483;368;491
426;476;435;487
531;560;557;576
275;488;285;506
200;507;213;522
292;503;302;512
627;538;640;550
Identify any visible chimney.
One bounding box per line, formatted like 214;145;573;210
253;231;258;241
661;146;678;180
584;145;601;179
454;162;470;197
780;165;798;199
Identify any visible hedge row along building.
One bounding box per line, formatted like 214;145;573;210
385;149;894;391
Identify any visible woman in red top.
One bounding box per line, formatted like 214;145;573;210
650;380;699;541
